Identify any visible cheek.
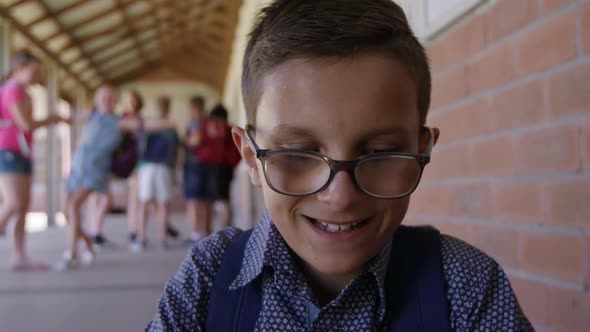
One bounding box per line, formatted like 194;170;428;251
380;197;411;229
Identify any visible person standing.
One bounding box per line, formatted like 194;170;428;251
0;50;68;271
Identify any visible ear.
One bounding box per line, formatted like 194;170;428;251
419;127;441;154
232;126;263;187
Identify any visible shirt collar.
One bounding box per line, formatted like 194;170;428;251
230;210;393;313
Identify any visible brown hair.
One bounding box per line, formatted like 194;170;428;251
156;96;170;111
189;95;204;111
127;89;144;112
241;0;431;127
3;50;40;82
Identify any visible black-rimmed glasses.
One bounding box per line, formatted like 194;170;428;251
244;124;434;199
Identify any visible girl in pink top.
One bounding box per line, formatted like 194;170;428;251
0;50;67;271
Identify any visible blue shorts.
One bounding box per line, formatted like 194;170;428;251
184;161;216;201
0;149;32;175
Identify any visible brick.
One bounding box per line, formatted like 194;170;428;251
541;0;577;14
517;126;581;174
585;124;590;171
549;61;590;119
548;179;590;228
548;287;590;332
492;182;544;223
509;276;551;327
428;14;487;71
516;11;577;76
409;184;454;216
521;231;584;283
471;135;516;177
467;42;516;94
492;79;545;131
452;183;492;218
583;1;590;54
487;0;539;43
471;225;519;268
427;144;473;179
586;237;590;290
431;65;467;109
429;99;492;145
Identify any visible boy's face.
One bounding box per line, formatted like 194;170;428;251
235;54;436;278
95;86;118;113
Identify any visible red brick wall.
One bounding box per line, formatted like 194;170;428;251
406;0;590;331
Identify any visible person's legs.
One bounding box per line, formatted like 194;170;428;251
135;165;155;245
88;192;111;247
126;173;138;241
186;199;198;234
0;173;32;266
214;165;234;230
195;199;212;236
65;188;93;260
154;165;173;246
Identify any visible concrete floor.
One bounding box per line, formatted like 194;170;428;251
0;213;189;332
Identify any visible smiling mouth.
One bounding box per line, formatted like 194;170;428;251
306;217;370;233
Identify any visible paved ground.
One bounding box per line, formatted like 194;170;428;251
0;213;190;332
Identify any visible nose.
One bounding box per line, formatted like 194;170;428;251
316;169;364;208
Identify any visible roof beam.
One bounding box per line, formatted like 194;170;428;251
25;0;91;28
42;0;142;43
109;59;162;85
32;0;108;83
55;8;154;54
65;25;158;68
114;0;148;64
6;0;30;10
94;35;158;67
0;6;90;91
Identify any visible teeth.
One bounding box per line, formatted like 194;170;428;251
314;219;364;233
326;223;340;232
339;223;351;231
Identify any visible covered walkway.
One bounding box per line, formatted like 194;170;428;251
0;213;187;331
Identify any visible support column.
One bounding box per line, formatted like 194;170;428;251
0;19;11;77
46;63;58;227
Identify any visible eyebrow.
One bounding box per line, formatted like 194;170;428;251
260;124;410;144
263;125;317;143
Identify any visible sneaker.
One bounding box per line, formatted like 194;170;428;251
129;239;146;253
93;234;117;251
80;250;95;266
166;224;179;239
93;234;106;245
56;253;80;271
129;232;137;242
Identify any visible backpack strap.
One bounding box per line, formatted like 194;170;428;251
205;229;262;332
385;226;452;332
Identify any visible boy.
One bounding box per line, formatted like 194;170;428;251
147;1;533;331
132;96;179;251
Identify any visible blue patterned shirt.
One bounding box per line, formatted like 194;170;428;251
146;211;533;331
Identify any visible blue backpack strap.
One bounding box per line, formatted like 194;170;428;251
385;226;451;332
205;229;262;332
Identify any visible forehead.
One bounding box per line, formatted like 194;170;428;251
256;54;419;141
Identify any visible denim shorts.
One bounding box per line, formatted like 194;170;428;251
0;149;32;175
184;160;216;201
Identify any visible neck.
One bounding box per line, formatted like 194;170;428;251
299;260;360;307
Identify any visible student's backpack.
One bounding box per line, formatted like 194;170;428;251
205;226;452;332
110;132;139;178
